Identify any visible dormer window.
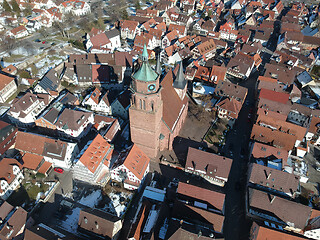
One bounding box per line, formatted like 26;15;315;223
84;217;88;224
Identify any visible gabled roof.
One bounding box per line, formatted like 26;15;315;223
121;144;150;180
251;141;288;161
78;208;120;237
55;108;92;131
185;147;232;179
248;188;311;230
259;88;290;104
216;97;242;118
22;153;43;170
78;134;113;173
0;207;27;240
90;32;111;48
177;182;225;212
161;70;188;131
0;72;15;91
39;69;60;92
249;163;299;194
0;158;22;185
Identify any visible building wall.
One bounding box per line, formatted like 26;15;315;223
0;80;17;103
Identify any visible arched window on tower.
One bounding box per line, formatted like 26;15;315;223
140;99;142;109
151;101;154;112
143;100;146;110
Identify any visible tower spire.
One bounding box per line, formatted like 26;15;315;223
141;44;148;62
173;61;187;89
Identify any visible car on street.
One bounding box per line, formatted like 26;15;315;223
54;167;64;173
35;39;41;42
42;41;46;44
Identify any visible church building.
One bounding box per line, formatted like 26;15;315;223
129;45;188;158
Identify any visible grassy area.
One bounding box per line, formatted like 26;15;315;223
204;120;228;145
311;65;320;78
23;182;50;200
3;54;25;62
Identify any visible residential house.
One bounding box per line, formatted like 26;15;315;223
86;32;112;53
191;39;216;61
250;141;289;170
25;223;81;239
168;24;187;37
0;202;27;239
162;30;179;48
82;88;113;115
0;73;17;103
172;199;225;236
94;115;121;143
247;163;300;198
0;158;24;200
247;188;311;233
226;53;255;80
306;115;320;145
55;108;93;138
120;20;140;40
78;208;122;239
256;113;307;148
7;92;51;127
216;97;242;127
15;131;79;169
111;144;150;190
253;29;272;46
177;182;225;214
214;80;248;104
1;65;17;76
8;25;28;38
21;153;52;176
209;65;227;85
184;147;233;187
73;134;114;185
111;90;130;120
0;121;17;156
34;69;61;95
250;221;310;240
59;0;90;16
287;103;311;127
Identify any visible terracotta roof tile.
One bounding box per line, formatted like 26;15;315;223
185;147;232;180
122;144;150;180
0;158;22;185
22;153;43;170
177;182;225;212
78;134;113;173
37;161;52;175
248;188;311;230
259;88;290;104
0;73;15;91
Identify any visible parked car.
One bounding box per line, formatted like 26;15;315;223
42;41;46;44
35;39;41;42
54;167;64;173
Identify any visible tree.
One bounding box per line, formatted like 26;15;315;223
96;18;105;30
10;0;20;15
22;4;32;16
121;9;129;20
2;0;12;12
135;0;141;10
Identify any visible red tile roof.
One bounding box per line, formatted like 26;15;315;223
210;65;227;84
37;161;52;175
0;73;15;91
0;158;22;186
79;134;113;173
122;144;150;180
22;153;43;170
177;182;225;212
259;88;290;104
251;142;288;161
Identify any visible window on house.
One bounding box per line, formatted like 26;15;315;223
84;217;88;224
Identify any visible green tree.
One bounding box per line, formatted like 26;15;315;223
121;9;128;20
135;0;141;10
22;4;32;16
2;0;12;12
96;17;105;30
10;0;20;14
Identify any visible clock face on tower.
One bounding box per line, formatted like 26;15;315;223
148;84;156;92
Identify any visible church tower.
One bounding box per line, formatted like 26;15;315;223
129;45;163;158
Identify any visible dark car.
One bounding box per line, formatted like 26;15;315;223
54;167;64;173
35;39;41;42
